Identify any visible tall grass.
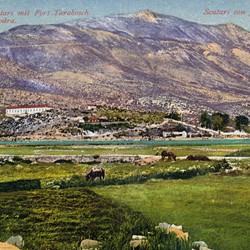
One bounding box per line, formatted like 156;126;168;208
0;189;144;249
0;188;191;250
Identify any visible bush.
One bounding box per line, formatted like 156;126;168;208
54;159;74;164
226;149;250;157
0;179;41;192
9;156;32;164
213;159;231;172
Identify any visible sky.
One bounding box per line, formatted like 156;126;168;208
0;0;249;32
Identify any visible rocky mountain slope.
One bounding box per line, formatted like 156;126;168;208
0;10;249;116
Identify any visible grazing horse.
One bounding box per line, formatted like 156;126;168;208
86;167;105;181
161;150;177;161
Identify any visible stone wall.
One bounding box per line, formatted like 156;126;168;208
0;154;141;164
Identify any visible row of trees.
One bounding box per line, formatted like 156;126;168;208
200;111;249;131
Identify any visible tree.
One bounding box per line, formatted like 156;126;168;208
165;112;181;121
235;115;249;131
212;115;224;131
221;113;230;126
211;112;229;131
200;111;212;128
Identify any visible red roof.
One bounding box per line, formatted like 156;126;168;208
6;105;53;110
88;115;100;121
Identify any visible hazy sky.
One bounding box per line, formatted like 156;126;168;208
0;0;249;32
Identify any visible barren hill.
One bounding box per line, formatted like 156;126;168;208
0;10;249;115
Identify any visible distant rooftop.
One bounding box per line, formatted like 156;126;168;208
6;105;53;110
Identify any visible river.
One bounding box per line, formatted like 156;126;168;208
0;138;250;146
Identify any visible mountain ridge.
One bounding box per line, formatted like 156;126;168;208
0;11;249;117
67;10;250;45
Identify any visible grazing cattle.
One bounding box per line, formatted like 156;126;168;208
186;155;210;161
86;167;105;181
161;150;177;161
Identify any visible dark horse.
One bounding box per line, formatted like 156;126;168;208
161;150;177;161
86;167;105;181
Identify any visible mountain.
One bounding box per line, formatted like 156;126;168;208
0;10;249;116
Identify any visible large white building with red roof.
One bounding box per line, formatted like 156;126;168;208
5;105;53;116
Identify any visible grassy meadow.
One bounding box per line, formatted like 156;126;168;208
1;143;250;156
93;175;250;250
0;144;249;249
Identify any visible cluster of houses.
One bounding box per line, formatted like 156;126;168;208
2;104;249;139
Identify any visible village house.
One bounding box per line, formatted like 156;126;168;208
163;131;188;138
87;103;98;111
5;104;53;116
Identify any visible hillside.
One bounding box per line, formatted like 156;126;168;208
0;10;249;116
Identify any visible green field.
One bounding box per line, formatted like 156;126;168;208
1;143;250;156
0;144;250;249
93;175;250;250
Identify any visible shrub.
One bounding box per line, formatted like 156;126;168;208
10;156;32;164
213;159;231;172
0;179;41;192
54;159;74;164
226;149;250;157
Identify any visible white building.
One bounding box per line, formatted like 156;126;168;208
5;105;53;116
163;131;187;138
87;104;97;111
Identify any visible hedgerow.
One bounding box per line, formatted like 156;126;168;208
50;160;230;189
